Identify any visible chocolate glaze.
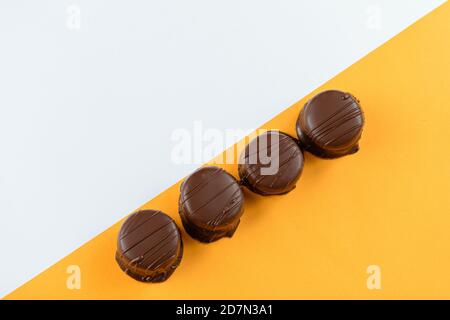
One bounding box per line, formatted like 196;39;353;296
179;166;244;243
238;131;304;195
296;90;364;158
115;210;183;282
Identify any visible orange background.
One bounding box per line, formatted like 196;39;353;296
5;2;450;299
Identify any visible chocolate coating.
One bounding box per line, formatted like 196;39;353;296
296;90;364;158
115;210;183;282
238;131;304;195
179;166;244;243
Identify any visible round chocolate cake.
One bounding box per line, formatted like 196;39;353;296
179;166;244;243
238;131;304;195
296;90;364;158
115;210;183;282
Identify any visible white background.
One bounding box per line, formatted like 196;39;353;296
0;0;445;297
